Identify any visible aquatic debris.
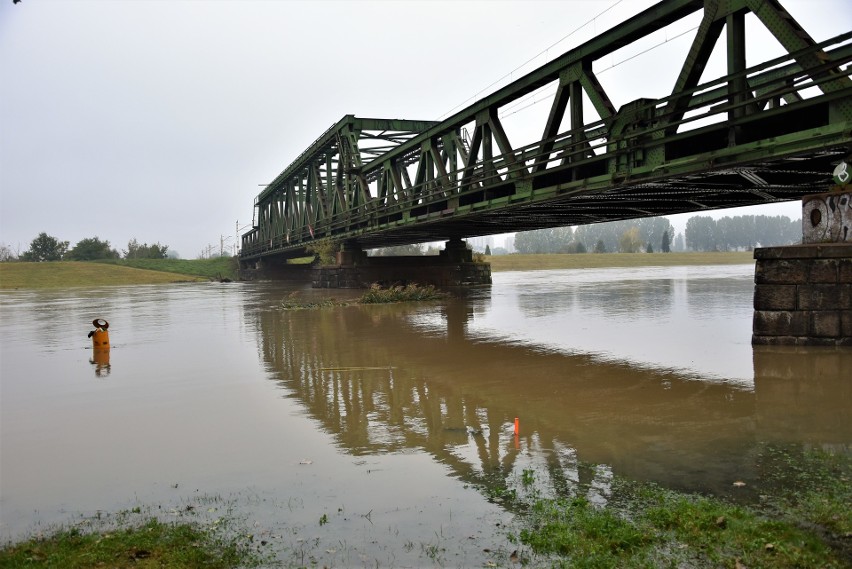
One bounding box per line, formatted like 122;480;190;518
280;283;448;310
299;459;313;465
359;283;448;304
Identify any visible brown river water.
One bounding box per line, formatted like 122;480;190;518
1;265;849;566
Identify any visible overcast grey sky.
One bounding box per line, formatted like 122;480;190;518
1;0;849;258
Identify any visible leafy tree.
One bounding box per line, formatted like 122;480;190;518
685;216;717;251
566;240;586;254
306;238;340;264
66;237;120;260
594;239;607;253
484;244;491;255
575;217;673;254
646;242;654;253
124;238;169;259
514;226;573;253
618;227;643;253
20;232;68;262
661;230;671;253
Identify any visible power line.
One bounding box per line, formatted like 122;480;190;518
437;0;626;121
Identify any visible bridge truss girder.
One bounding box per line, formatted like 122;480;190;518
242;0;851;261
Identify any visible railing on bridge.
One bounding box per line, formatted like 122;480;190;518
241;0;852;262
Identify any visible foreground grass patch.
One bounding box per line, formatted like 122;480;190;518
507;446;851;568
0;518;262;569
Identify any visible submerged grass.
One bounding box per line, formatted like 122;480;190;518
281;283;448;309
506;445;852;568
358;283;448;304
1;448;847;568
0;517;263;569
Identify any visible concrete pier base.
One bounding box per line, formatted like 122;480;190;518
239;258;314;282
752;186;851;346
313;239;492;288
752;244;852;346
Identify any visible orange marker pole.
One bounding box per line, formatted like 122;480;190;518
514;417;519;435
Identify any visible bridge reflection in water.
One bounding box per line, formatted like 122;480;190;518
251;292;851;501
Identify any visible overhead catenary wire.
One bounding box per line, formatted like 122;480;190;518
437;0;626;121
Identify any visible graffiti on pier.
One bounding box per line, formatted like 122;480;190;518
802;190;852;243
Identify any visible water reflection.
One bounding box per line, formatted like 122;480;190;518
753;346;851;451
89;349;111;377
253;289;850;502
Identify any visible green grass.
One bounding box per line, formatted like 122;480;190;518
0;261;206;289
96;257;239;281
507;445;852;568
358;283;448;304
0;258;239;289
281;283;448;309
488;251;754;272
0;518;263;569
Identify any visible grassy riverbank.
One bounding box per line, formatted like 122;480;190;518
488;251;754;272
0;258;237;289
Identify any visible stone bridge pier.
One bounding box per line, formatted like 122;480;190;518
312;238;492;289
753;183;852;346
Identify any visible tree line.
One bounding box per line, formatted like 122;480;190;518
511;214;800;254
0;233;170;262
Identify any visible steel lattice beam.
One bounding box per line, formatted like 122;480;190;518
242;0;852;261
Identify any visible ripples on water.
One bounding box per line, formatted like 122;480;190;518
1;266;849;565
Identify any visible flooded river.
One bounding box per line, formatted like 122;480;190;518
1;265;850;566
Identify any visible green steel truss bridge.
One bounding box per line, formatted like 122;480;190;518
240;0;852;262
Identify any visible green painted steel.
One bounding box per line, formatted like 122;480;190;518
241;0;852;262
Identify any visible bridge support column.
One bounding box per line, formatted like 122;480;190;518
336;240;368;266
313;238;491;289
752;186;852;346
439;238;474;263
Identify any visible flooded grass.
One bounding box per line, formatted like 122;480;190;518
503;445;851;568
4;446;845;568
0;518;265;569
281;283;448;309
358;283;448;304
